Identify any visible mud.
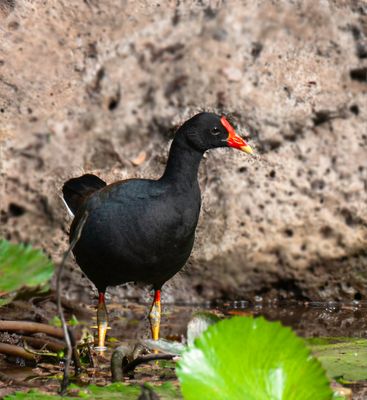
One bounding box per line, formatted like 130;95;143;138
1;297;367;398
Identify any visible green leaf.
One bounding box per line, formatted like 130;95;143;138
308;337;367;381
177;316;333;400
69;315;79;326
0;239;54;305
49;316;62;327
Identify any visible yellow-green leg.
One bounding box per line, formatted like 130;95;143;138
149;289;161;343
95;292;108;353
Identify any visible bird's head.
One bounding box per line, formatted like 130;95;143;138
180;112;253;154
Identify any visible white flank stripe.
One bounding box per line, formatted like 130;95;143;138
60;195;75;218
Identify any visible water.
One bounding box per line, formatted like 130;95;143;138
1;299;367;398
106;300;367;342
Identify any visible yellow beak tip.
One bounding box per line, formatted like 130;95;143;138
240;145;254;154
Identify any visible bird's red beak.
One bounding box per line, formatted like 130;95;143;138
221;116;253;154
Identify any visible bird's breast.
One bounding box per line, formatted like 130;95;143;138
78;190;200;264
71;181;202;287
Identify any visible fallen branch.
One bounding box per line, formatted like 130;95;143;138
0;342;36;361
123;353;175;374
0;321;64;339
111;344;175;381
56;211;88;395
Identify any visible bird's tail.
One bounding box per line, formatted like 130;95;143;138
62;174;106;217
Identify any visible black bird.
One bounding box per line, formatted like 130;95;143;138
62;112;253;351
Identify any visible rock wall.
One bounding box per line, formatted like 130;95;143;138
1;0;366;302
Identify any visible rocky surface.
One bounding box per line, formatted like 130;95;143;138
1;0;366;303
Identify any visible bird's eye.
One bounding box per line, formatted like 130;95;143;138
211;127;220;135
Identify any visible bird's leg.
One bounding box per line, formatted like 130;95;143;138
95;292;108;352
149;289;161;342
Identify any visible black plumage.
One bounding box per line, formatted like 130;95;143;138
62;174;106;216
62;112;252;348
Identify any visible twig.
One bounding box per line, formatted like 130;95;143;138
56;211;88;395
0;342;36;361
86;342;94;368
20;335;65;352
69;327;82;376
123;354;175;375
0;320;64;338
23;341;58;357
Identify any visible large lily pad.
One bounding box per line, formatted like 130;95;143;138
177;316;332;400
308;337;367;381
0;239;54;305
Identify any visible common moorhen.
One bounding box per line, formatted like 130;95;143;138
62;112;253;351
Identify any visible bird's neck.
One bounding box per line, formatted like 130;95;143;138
160;136;204;189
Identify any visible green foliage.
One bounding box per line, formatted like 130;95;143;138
4;390;58;400
0;239;54;305
177;316;333;400
69;315;79;326
49;315;79;327
4;383;180;399
48;316;62;327
309;337;367;381
73;382;141;399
